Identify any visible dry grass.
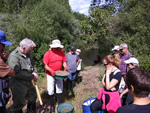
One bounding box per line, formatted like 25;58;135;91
7;64;105;113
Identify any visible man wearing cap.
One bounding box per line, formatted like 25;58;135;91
65;45;80;94
120;57;139;105
8;38;38;113
119;43;133;76
118;43;133;106
0;30;15;113
43;39;68;113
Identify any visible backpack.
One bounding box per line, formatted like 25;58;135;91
113;69;125;94
0;76;11;107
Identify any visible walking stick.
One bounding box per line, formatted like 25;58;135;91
34;81;45;113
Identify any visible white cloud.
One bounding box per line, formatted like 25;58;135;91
69;0;91;16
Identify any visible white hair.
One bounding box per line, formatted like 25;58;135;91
19;38;36;50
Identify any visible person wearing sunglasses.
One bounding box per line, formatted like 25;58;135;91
90;54;122;113
120;57;139;105
112;45;120;55
119;43;133;77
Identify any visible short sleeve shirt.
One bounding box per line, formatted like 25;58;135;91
104;69;122;91
0;57;11;77
43;50;66;76
66;52;79;73
119;51;133;75
116;103;150;113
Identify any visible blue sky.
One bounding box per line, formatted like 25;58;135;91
69;0;106;16
69;0;92;16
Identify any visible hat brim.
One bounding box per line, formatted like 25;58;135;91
50;45;64;48
112;48;119;51
76;50;81;52
1;41;12;45
119;47;123;50
124;60;130;64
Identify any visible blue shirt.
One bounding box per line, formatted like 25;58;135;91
66;52;79;73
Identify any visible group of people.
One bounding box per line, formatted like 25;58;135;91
1;29;150;113
0;30;82;113
90;43;150;113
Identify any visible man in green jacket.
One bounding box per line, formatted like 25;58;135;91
8;38;38;113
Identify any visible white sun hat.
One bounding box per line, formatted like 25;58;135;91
124;57;139;66
49;39;64;48
112;45;119;51
76;49;81;53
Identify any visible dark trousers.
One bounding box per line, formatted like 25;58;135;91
0;107;8;113
90;95;110;113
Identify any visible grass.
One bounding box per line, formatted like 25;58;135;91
36;64;105;113
7;64;105;113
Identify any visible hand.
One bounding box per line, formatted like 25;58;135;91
106;65;112;75
50;69;55;76
1;51;9;61
110;87;116;92
120;93;123;98
32;72;38;81
64;66;69;72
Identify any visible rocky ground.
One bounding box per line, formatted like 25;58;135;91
7;64;105;113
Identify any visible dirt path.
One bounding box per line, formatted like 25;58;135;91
66;65;105;113
7;65;105;113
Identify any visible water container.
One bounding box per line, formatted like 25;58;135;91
82;97;104;113
57;102;74;113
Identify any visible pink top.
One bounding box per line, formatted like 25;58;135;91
97;88;121;113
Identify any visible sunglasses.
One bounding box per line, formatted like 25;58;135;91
127;63;133;66
104;63;108;66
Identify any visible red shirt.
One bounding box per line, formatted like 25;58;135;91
43;49;66;76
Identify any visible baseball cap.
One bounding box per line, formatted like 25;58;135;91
119;43;128;50
70;45;76;51
0;30;12;45
112;45;119;51
124;57;139;66
76;49;81;53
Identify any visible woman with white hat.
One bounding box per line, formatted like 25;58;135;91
112;45;120;55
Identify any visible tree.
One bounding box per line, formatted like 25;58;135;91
6;0;81;72
109;0;150;71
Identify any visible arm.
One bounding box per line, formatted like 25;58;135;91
7;68;15;77
8;55;34;81
63;62;68;69
43;63;54;76
106;77;118;90
120;88;129;98
76;55;80;65
77;59;80;66
0;58;15;77
105;66;119;90
102;73;106;87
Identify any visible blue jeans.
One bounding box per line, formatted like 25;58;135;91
67;72;77;81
